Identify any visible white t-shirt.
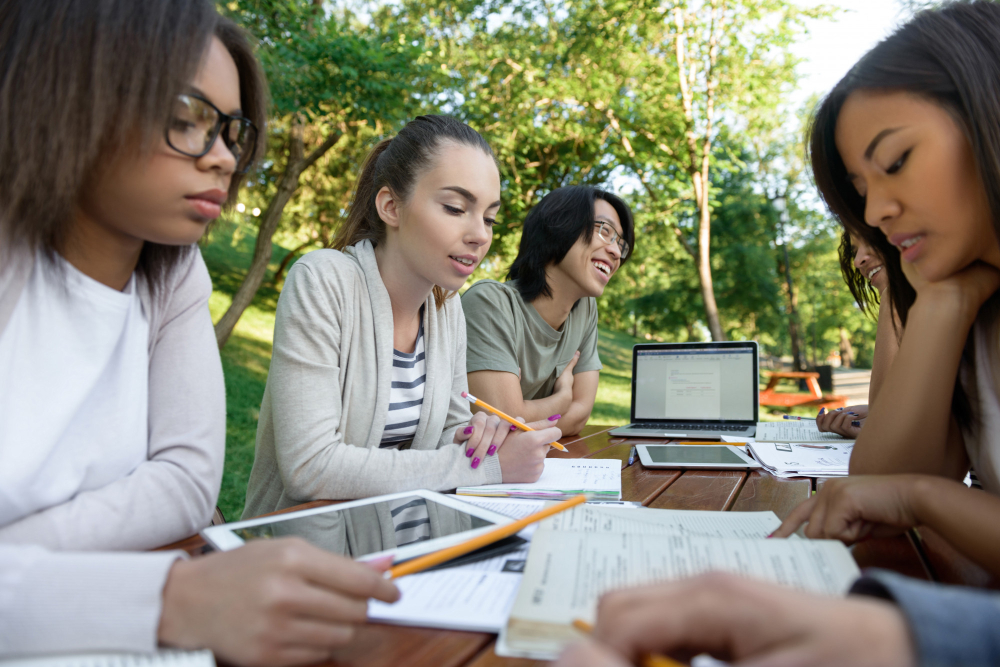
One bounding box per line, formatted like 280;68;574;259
0;255;149;527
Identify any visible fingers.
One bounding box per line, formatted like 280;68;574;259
563;350;581;376
293;542;400;603
555;638;632;667
454;411;488;444
469;414;503;468
771;496;817;538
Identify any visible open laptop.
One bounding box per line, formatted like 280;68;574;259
609;341;758;439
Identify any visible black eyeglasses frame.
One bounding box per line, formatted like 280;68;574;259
164;93;258;174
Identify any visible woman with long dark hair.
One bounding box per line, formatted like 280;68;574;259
556;4;1000;665
243;115;560;517
0;2;397;661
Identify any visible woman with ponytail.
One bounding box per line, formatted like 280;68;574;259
244;115;560;516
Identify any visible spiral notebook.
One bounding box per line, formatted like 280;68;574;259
0;650;214;667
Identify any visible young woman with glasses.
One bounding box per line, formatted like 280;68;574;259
462;186;635;436
0;1;398;663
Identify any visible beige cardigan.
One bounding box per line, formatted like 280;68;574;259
243;240;502;517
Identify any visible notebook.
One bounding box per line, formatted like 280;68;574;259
499;529;860;659
0;651;214;667
456;458;621;501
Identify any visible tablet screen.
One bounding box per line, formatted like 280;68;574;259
645;445;748;465
233;495;496;558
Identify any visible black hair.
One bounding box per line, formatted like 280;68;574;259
0;0;268;287
333;114;497;307
808;0;1000;426
507;186;635;302
838;231;882;317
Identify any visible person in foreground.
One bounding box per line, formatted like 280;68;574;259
817;232;900;438
243;115;561;516
557;4;1000;665
462;186;634;435
807;0;1000;489
0;2;397;663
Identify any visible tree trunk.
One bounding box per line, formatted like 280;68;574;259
697;185;724;341
214;119;342;348
272;239;314;286
839;327;855;369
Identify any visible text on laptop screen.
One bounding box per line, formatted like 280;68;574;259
634;348;755;421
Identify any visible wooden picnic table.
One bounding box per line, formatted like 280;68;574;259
759;370;848;411
162;424;995;667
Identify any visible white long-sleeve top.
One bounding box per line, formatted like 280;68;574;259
0;246;224;654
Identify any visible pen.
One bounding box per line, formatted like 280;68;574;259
387;495;586;578
628;445;637;466
461;391;568;452
572;619;683;667
782;415;816;421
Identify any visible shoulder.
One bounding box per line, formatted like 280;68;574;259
145;246;211;322
573;296;599;322
462;279;522;311
288;248;363;285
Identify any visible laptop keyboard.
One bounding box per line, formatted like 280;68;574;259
631;422;747;431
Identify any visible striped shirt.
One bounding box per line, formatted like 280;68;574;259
380;312;426;449
381;311;430;546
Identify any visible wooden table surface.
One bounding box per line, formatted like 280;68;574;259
166;424;994;667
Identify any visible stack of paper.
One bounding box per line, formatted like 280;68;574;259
755;421;855;443
456;458;621;501
747;440;853;478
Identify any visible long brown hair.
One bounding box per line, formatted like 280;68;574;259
808;0;1000;427
333;115;497;307
838;231;881;318
0;0;268;288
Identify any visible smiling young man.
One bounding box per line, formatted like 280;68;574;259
462;186;634;435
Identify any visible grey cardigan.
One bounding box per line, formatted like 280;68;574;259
243;240;502;518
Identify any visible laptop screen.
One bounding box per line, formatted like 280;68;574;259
634;346;755;422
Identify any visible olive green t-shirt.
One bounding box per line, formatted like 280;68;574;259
461;279;602;400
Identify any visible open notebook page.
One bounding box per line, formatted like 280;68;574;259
755;422;853;443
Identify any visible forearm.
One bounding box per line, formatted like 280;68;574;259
852;297;973;475
0;545;180;655
912;476;1000;577
556;399;592;436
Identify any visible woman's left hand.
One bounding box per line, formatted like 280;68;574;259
455;411;511;469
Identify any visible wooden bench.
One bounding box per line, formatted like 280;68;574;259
759;370;848;411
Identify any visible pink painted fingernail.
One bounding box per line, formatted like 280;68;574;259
466;448;474;457
548;414;561;421
472;457;481;469
487;445;497;456
510;424;517;431
766;533;774;539
464;426;474;435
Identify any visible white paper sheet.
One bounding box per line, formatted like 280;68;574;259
755;422;853;443
748;440;853;477
369;570;523;632
541;506;781;538
457;458;622;500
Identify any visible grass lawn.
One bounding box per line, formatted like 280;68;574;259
203;221;641;519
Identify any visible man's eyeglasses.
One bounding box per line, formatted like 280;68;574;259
166;93;257;174
594;221;630;260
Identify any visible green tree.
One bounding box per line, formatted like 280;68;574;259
213;0;433;346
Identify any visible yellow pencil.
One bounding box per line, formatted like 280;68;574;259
387;494;586;579
461;391;568;452
572;619;684;667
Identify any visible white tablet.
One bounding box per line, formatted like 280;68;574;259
201;490;514;563
636;444;762;470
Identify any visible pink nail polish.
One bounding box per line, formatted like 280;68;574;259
766;533;774;539
466;448;474;457
510;424;517;431
548;414;561;421
464;426;474;435
472;457;480;469
487;445;497;456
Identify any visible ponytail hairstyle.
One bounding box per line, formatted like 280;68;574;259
838;231;882;317
333;114;497;308
507;186;634;302
0;0;268;289
809;0;1000;427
